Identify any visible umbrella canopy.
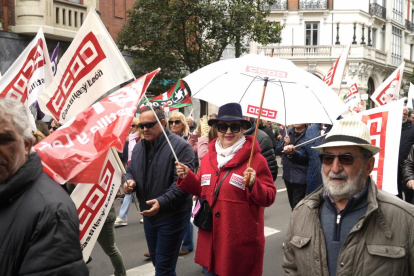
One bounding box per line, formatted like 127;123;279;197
183;54;347;126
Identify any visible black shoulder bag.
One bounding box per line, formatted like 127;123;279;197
193;169;232;231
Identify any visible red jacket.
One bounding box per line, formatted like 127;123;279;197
177;136;276;276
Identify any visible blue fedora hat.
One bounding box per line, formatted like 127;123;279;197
208;102;252;129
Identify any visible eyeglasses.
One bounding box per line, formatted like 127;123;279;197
217;123;242;134
51;126;59;131
319;153;365;166
131;124;138;128
168;120;181;125
137;121;158;129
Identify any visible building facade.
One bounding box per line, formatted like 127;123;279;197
223;0;414;111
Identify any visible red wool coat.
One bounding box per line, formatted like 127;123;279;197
177;136;276;276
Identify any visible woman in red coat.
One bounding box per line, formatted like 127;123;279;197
176;102;276;276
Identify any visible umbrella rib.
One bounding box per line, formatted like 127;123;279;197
278;80;288;128
238;76;259;105
309;89;334;125
189;72;228;98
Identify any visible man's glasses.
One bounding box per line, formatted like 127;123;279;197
168;120;181;125
137;121;158;129
319;153;365;166
217;123;242;134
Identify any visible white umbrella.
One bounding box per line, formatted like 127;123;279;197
183;54;347;126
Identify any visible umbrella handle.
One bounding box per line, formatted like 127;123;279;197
245;78;269;188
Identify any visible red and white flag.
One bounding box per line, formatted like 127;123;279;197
71;148;123;261
344;99;404;194
343;83;362;113
34;69;159;184
370;63;405;107
0;28;53;129
38;7;134;124
322;44;350;93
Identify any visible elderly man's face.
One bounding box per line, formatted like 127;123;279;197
321;146;374;199
410;113;414;123
403;108;409;123
140;110;165;144
0;115;32;183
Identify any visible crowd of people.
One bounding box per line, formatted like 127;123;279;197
2;96;414;276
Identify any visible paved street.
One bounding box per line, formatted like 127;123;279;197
87;169;291;276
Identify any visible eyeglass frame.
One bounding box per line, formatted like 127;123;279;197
168;120;182;125
319;153;366;166
137;121;158;129
216;123;243;134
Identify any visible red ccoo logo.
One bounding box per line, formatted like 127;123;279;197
246;66;288;78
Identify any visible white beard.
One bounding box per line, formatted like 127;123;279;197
322;167;366;199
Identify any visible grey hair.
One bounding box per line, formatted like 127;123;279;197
0;98;33;141
141;106;165;120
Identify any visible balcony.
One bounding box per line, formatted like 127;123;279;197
406;20;414;32
298;0;328;10
370;3;386;20
256;45;388;64
267;0;287;10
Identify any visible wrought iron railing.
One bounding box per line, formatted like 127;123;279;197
267;0;287;10
298;0;327;10
370;3;386;19
406;20;414;32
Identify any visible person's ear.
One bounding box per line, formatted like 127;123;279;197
24;138;33;157
161;119;166;127
364;156;375;177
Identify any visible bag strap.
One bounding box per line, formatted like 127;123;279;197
211;169;232;207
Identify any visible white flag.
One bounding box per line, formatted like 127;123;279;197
343;83;362;113
407;83;414;109
322;44;350;93
38;7;134;123
343;100;404;195
0;28;53;130
70;149;123;261
370;63;405;106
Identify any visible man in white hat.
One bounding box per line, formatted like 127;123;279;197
283;120;414;276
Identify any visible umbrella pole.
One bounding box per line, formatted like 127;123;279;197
245;78;269;187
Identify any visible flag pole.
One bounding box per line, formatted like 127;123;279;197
245;50;274;187
143;94;179;163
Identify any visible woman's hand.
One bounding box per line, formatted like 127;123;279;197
243;167;256;190
175;161;189;179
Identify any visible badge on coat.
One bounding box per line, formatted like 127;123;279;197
201;174;211;186
229;173;245;190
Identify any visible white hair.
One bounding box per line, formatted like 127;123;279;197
0;98;33;141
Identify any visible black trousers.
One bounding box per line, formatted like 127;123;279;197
284;180;307;210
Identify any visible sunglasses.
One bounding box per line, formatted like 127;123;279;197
319;153;365;166
131;124;138;128
137;121;158;129
51;126;59;131
168;120;181;125
217;123;242;134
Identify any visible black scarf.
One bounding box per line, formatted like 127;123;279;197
0;153;43;207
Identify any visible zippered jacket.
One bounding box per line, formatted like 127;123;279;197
283;178;414;276
126;128;195;224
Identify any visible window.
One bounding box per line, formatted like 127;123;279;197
372;28;377;48
69;11;72;26
56;8;59;24
411;44;414;61
391;26;402;65
80;13;84;25
393;0;403;23
62;9;66;25
305;22;319;45
75;12;78;27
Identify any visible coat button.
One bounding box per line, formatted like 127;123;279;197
316;258;319;262
340;262;345;267
215;212;220;217
356;224;360;229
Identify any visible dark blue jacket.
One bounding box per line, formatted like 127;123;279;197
275;127;308;185
126;128;195;224
288;123;332;194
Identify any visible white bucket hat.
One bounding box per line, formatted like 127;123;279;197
313;120;381;155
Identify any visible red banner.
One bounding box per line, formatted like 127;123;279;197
34;69;160;184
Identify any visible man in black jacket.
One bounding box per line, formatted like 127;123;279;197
0;98;88;276
123;106;194;275
398;107;414;202
243;118;278;181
